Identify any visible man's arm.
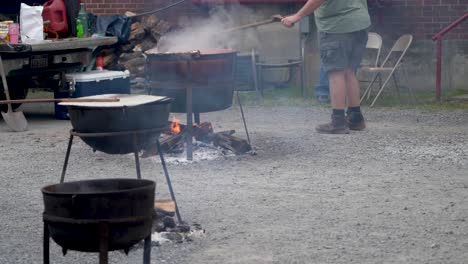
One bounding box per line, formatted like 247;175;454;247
281;0;325;27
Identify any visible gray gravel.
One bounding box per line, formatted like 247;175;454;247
1;104;468;264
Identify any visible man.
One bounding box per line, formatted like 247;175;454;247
282;0;370;134
315;63;330;103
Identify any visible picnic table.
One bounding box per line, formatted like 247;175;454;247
0;37;118;115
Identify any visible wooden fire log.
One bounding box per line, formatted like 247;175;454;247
121;57;146;71
119;51;143;62
141;131;186;158
141;15;160;30
211;131;252;155
103;53;118;68
192;122;214;143
129;21;146;41
161;132;186;153
139;38;159;52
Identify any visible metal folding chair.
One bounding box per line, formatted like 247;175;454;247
252;18;309;98
363;32;383;68
254;39;305;97
360;34;414;107
358;32;383;88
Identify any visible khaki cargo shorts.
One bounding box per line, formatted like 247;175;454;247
319;29;368;73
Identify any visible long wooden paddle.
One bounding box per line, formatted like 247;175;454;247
220;15;283;34
0;98;120;105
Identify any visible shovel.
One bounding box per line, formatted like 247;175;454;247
221;14;283;34
0;55;28;132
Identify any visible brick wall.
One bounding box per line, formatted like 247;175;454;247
81;0;207;23
83;0;468;40
81;0;157;16
372;0;468;40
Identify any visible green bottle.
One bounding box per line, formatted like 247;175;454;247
76;3;88;38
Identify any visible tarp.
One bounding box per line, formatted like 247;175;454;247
94;15;134;44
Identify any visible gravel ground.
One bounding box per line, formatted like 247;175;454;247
1;103;467;264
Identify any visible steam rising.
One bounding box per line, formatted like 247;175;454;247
151;6;262;53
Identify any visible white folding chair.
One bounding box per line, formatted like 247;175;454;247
358;32;383;88
364;32;383;68
360;34;414;107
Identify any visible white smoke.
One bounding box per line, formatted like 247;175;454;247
151;5;263;53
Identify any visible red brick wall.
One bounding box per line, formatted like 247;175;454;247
83;0;468;40
81;0;207;24
81;0;157;16
373;0;468;40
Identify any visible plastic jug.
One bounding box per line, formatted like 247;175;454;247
42;0;69;37
76;3;89;38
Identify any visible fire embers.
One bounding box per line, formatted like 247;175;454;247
132;201;205;249
142;118;252;158
150;222;205;246
170;116;181;135
152;201;186;234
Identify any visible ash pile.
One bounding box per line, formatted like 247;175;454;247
133;200;205;248
142;120;253;161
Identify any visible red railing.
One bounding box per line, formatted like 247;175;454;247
432;13;468;101
192;0;306;3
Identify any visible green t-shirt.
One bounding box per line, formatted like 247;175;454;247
314;0;371;33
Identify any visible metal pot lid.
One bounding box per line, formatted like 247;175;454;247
65;70;130;83
59;94;171;108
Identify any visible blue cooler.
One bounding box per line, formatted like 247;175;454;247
54;70;131;119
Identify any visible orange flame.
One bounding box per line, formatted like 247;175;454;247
170;116;181;134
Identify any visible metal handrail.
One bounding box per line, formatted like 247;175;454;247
432;13;468;101
432;13;468;41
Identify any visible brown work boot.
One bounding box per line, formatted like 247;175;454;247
346;111;366;131
316;114;350;134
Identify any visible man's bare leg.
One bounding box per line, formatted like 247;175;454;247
329;70;347;109
345;68;366;130
315;70;349;134
345;69;360;107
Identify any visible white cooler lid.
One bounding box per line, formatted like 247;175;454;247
59;94;170;108
66;70;130;82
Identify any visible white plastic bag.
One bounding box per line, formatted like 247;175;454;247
20;3;44;44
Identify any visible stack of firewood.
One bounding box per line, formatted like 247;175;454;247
101;14;171;80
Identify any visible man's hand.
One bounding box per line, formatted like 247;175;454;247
281;0;324;27
281;14;301;28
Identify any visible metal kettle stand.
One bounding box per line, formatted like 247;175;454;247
44;127;182;264
183;58;252;161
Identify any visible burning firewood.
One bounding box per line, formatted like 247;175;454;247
141;121;252;158
212;131;252;155
192;122;214;142
154;200;176;215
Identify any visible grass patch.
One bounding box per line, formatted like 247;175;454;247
362;88;468;111
236;85;468;111
23;85;468;111
235;84;325;108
